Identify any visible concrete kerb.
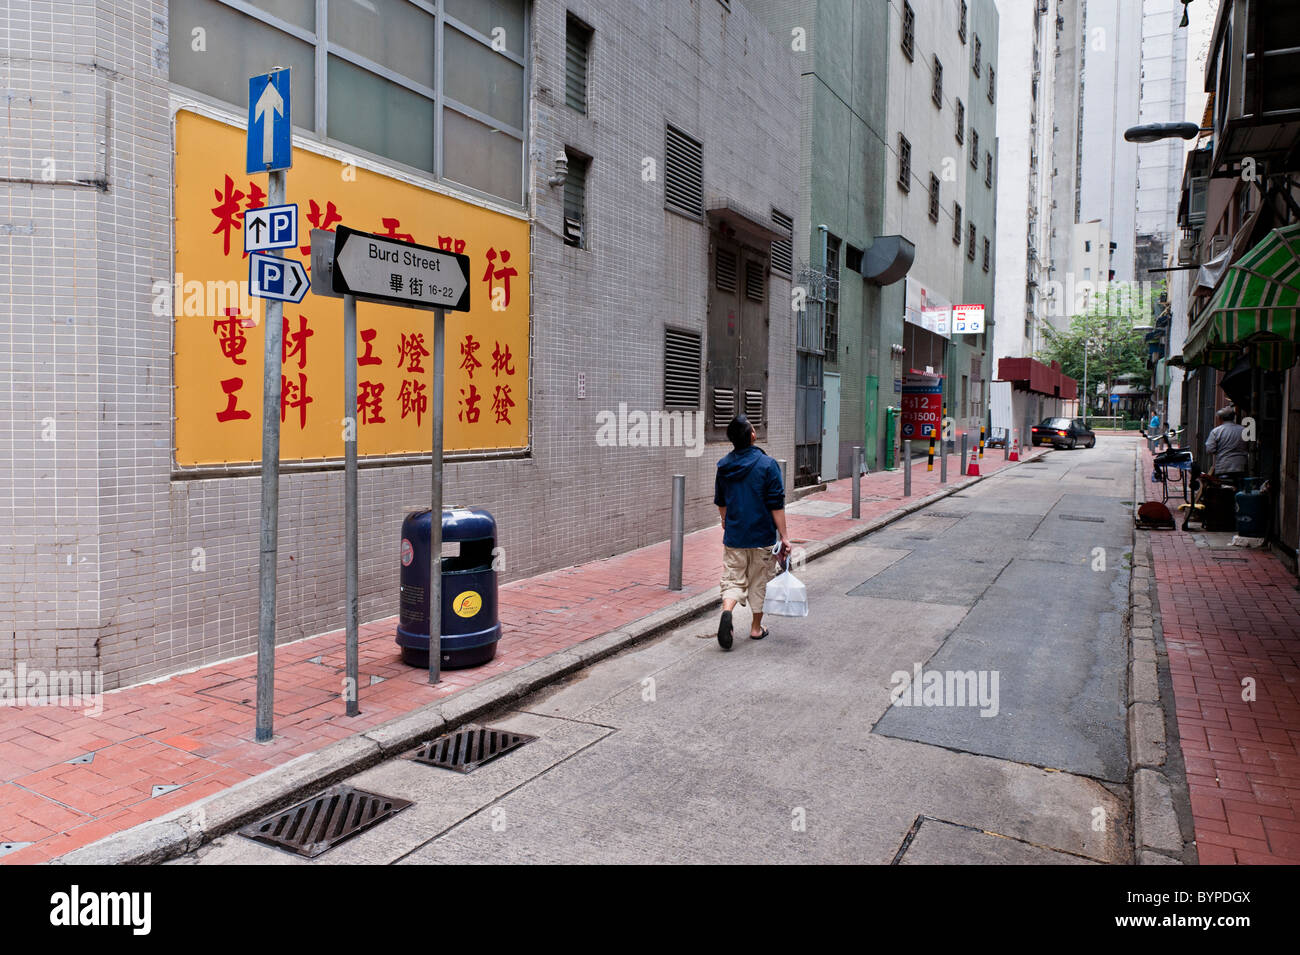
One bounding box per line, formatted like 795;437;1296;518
52;453;1041;866
1127;445;1198;865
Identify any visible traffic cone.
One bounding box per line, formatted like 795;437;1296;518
1008;430;1020;462
966;448;981;476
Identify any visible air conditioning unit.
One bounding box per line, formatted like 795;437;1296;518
1209;234;1232;258
1177;236;1200;266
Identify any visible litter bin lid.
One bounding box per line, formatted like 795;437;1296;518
437;506;496;541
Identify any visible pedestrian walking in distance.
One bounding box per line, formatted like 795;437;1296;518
714;414;791;650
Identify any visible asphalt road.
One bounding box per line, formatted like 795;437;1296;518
180;437;1137;865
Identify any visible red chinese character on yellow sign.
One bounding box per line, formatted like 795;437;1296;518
358;328;382;366
491;384;516;425
491;341;515;377
399;379;428;427
458;385;482;423
216;377;251;422
482;247;517;309
283;314;313;370
213;309;248;366
459;334;482;379
281;372;313;429
396;332;429;374
359;381;385;424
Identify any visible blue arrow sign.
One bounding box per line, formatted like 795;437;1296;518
249;252;310;303
246;69;293;174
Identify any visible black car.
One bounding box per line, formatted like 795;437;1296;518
1031;417;1095;449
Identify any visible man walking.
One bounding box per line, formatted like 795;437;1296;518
1205;405;1248;486
714;414;790;650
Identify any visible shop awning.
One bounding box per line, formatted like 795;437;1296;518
1183;222;1300;371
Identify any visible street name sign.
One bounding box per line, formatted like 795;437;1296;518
249;251;310;303
244;203;298;253
246;69;293;174
331;225;471;312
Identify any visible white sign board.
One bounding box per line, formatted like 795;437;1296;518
244;203;298;253
953;304;985;334
332;225;471;312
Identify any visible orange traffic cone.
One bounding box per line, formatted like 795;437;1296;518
966;448;981;476
1008;430;1020;462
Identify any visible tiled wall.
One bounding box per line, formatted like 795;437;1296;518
0;0;799;688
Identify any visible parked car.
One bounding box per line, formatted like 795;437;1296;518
1031;417;1095;449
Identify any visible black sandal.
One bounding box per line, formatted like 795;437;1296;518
750;627;769;640
717;610;734;650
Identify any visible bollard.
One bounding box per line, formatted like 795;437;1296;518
851;446;862;519
940;427;948;484
927;429;935;473
904;441;915;501
960;433;967;478
979;423;986;459
669;474;684;591
1003;429;1009;461
778;458;789;495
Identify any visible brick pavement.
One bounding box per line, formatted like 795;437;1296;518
1139;443;1300;864
0;439;1037;864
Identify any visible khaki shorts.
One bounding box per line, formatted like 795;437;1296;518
720;546;778;614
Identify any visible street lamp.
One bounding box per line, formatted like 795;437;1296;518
1123;122;1204;143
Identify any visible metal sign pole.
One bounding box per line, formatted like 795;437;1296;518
429;307;446;684
343;293;359;716
255;167;286;743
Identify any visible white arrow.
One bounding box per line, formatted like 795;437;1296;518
255;80;284;165
336;232;468;306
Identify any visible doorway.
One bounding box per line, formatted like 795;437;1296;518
822;372;841;480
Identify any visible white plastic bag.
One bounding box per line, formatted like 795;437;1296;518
765;562;808;617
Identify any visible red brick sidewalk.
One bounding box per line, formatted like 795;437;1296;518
0;440;1037;864
1139;443;1300;863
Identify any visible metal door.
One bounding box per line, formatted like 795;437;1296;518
822;373;841;479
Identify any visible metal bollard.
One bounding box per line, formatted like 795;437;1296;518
940;428;948;484
903;440;911;497
1003;430;1009;461
778;458;789;495
960;433;968;478
851;446;862;519
669;474;684;591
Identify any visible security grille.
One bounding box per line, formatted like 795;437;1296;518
953;203;963;245
928;174;940;223
715;246;738;293
901;2;915;60
665;124;704;218
664;328;701;409
770;208;793;277
712;387;737;429
744;389;764;425
983;237;991;272
564;152;590;248
565;15;593;113
744;261;765;303
932;56;943;106
973;35;981;75
959;1;968;42
967;223;977;260
898;135;911;192
956;99;965;143
988;65;996;103
985;151;993;187
970;129;979;168
407;725;536;773
239;785;412;858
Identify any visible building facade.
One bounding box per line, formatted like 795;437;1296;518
0;0;800;687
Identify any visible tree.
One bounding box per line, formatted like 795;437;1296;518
1037;281;1159;412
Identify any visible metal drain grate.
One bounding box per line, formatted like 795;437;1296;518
407;724;537;773
1059;514;1106;523
239;785;412;858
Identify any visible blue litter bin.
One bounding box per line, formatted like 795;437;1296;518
396;507;501;669
1235;479;1269;538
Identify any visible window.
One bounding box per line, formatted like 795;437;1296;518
770;208;793;277
932;56;943;106
953;202;963;245
902;2;915;61
967;222;976;260
956;99;965;143
928;174;940;222
988;65;995;103
973;36;981;76
970;129;979;168
168;0;528;205
1083;267;1092;280
563;150;590;248
665;124;704;218
846;244;864;273
898;134;911;192
1084;240;1092;252
984;150;993;187
565;14;593;114
664;328;701;409
982;237;990;272
824;235;841;357
959;1;968;42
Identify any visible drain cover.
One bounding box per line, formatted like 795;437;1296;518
407;724;536;773
239;785;412;858
1059;514;1106;523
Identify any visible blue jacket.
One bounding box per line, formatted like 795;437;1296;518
714;446;785;549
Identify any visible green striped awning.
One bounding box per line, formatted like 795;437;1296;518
1183;222;1300;371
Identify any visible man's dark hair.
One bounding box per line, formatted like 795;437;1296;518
726;414;753;450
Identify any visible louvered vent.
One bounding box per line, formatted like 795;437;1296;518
770;209;793;276
745;262;765;303
744;389;764;424
665;124;704;218
565;16;592;113
664;328;701;409
712;387;736;429
715;247;737;293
